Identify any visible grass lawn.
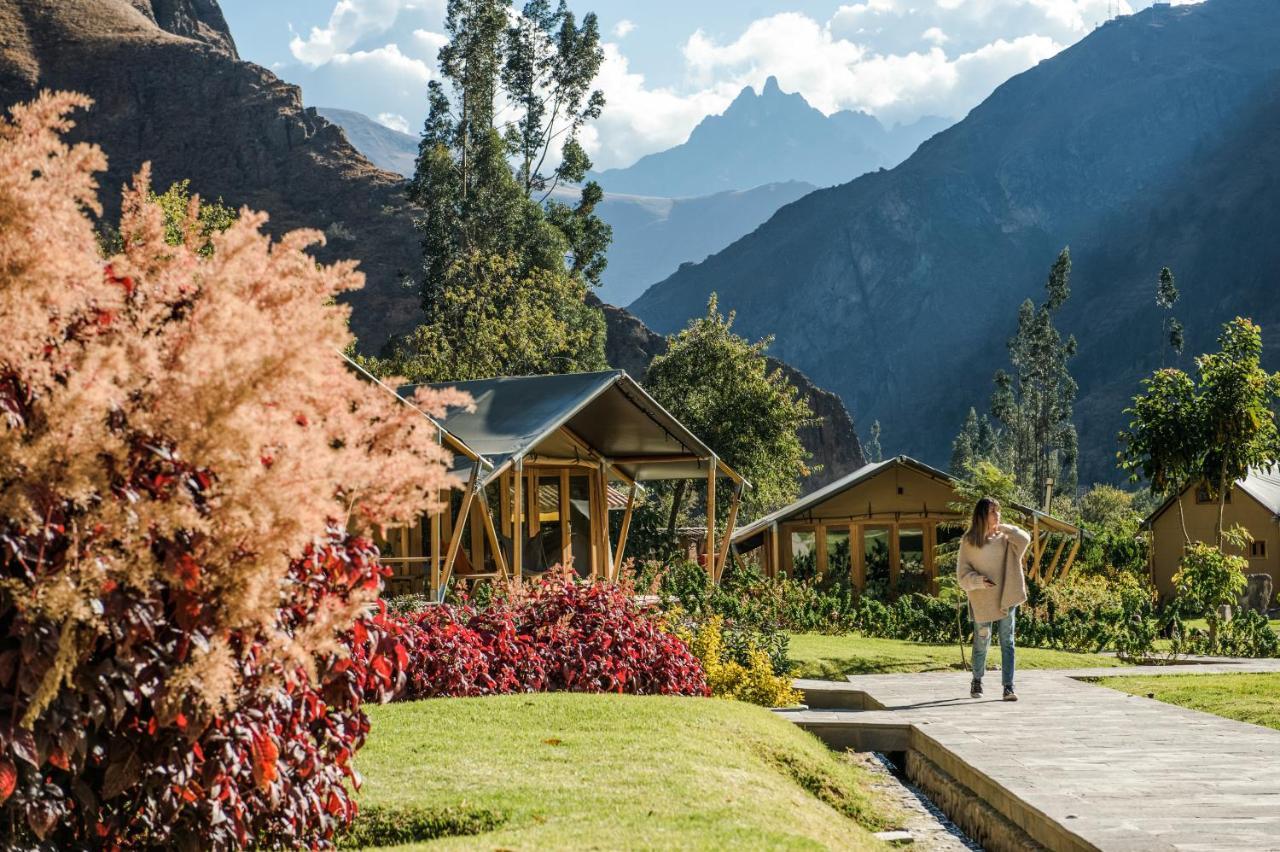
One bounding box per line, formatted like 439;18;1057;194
1095;673;1280;731
787;633;1125;679
351;693;898;850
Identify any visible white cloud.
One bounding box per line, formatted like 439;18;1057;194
922;26;949;45
377;112;411;133
613;19;636;39
289;0;446;66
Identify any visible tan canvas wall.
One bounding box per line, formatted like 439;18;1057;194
1150;485;1280;600
803;464;962;522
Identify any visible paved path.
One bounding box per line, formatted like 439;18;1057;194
784;660;1280;851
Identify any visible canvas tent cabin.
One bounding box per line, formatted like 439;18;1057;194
730;456;1082;596
373;370;746;599
1142;469;1280;600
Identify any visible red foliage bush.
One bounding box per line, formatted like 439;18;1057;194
389;569;708;700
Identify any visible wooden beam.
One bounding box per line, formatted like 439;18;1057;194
611;483;638;581
815;521;829;577
440;463;481;600
1044;535;1069;583
888;523;900;596
705;462;717;583
558;426;638;488
527;469;540;538
714;483;742;582
512;458;524;588
470;496;485;582
924;521;938;596
607;454;702;465
500;470;511;533
559;469;571;570
852;524;865;592
1030;515;1042;578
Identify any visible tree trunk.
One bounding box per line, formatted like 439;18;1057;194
667;480;687;537
1217;460;1228;549
1176;494;1190;546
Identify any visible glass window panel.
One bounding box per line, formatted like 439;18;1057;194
568;475;592;576
863;526;891;599
898;526;927;595
790;530;817;581
826;528;851;578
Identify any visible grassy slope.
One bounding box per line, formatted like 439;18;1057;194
787;634;1124;679
356;694;895;850
1096;673;1280;731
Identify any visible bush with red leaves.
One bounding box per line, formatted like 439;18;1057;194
389;569;709;700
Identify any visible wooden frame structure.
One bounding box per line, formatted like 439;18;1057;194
373;371;747;599
731;456;1082;596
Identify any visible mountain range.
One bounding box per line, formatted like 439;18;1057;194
590;76;950;198
630;0;1280;485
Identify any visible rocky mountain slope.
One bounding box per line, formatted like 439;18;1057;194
630;0;1280;484
591;296;865;493
0;0;421;351
591;76;949;197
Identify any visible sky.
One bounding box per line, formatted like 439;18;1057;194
219;0;1200;171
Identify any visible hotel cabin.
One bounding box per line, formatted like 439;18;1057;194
373;370;746;600
730;456;1083;596
1143;469;1280;601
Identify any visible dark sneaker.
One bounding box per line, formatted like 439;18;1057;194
970;679;983;698
1003;686;1018;702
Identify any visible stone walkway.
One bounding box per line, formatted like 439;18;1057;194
783;659;1280;851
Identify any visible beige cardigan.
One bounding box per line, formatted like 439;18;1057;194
956;523;1031;623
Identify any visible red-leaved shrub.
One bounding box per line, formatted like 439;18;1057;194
0;94;460;847
389;569;709;700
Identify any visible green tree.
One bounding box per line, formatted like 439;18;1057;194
990;248;1079;507
100;179;236;257
1156;266;1183;364
645;295;814;532
405;0;609;362
373;250;605;382
865;420;883;463
1119;317;1280;547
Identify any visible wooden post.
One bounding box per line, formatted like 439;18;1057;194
559;469;571;569
888;523;901;597
611;483;637;581
430;494;442;599
512;458;524;587
1031;515;1042;578
769;523;780;580
924;522;938;595
780;525;794;578
852;524;865;592
477;497;510;580
815;522;829;578
500;470;511;533
440;463;480;600
705;462;717;582
1057;537;1081;581
599;459;614;580
1045;535;1068;583
714;483;742;583
527;469;540;538
469;497;485;579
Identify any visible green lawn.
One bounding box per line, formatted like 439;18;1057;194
787;633;1125;679
1096;673;1280;731
351;693;898;850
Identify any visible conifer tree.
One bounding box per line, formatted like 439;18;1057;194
866;420;883;463
1156;265;1183;365
989;248;1079;506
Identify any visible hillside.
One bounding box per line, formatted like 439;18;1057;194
0;0;422;351
592;76;948;198
630;0;1280;484
314;106;820;307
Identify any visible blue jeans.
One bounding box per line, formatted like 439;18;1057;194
971;607;1016;688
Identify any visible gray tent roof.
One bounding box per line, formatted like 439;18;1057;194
398;371;744;486
733;455;1079;549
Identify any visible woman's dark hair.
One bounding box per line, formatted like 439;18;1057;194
964;497;1000;549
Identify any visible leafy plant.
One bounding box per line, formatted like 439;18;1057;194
679;617;801;707
1174;542;1249;649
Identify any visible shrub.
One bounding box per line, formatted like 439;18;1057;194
390;569;709;699
1018;573;1158;657
681;617;801;707
0;93;459;846
336;803;505;848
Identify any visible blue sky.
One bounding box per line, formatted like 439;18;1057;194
220;0;1196;170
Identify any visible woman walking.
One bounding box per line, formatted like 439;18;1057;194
956;497;1030;701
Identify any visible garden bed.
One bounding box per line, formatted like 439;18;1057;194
350;693;900;849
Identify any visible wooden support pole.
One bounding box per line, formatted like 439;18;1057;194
477;495;509;581
924;522;938;595
1045;535;1069;583
714;483;742;583
599;459;614;580
559;469;571;569
706;462;717;582
527;469;540;538
888;523;901;596
512;458;524;588
852;524;866;591
469;497;485;580
769;522;780;580
430;499;442;599
1031;515;1042;578
500;470;511;533
815;522;829;578
1057;537;1082;581
440;463;480;600
612;482;637;581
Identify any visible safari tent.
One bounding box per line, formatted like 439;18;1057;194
1142;470;1280;600
373;370;746;599
730;456;1082;596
